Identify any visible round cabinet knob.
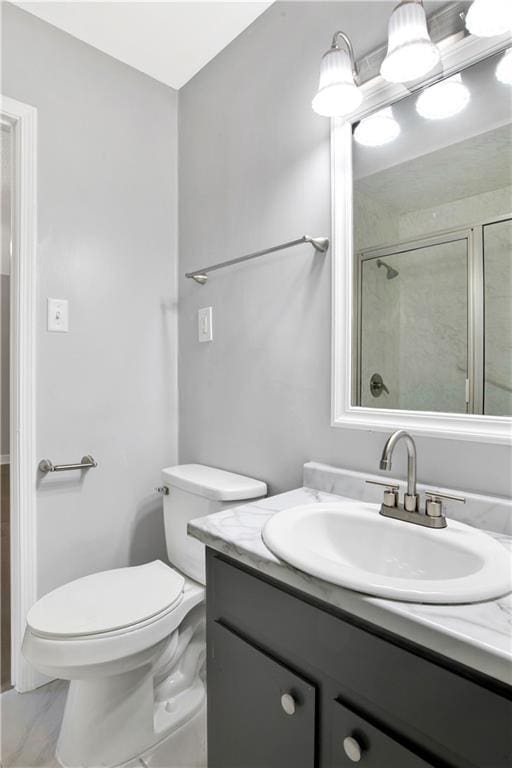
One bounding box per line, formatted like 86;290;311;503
343;736;362;762
280;693;296;716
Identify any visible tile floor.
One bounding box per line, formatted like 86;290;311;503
0;681;207;768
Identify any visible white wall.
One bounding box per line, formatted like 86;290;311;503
2;3;179;596
1;125;11;276
1;126;11;458
178;1;512;499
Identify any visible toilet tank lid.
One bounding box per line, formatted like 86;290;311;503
161;464;267;501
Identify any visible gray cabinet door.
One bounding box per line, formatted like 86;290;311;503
208;621;316;768
331;699;434;768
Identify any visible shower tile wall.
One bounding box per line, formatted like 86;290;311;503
398;185;512;241
355;187;400;408
354;188;398;252
398;185;512;416
360;260;400;409
359;242;468;412
394;241;467;413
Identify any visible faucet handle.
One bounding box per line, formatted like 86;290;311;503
425;491;465;518
425;491;466;503
366;479;399;490
366;479;399;508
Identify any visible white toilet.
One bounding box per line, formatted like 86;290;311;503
23;464;266;768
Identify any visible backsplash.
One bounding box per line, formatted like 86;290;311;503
303;462;512;536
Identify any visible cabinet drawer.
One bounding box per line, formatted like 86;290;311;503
331;698;434;767
208;620;317;768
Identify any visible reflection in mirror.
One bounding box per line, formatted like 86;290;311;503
484;218;512;415
352;49;512;416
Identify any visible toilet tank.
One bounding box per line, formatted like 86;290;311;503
162;464;267;585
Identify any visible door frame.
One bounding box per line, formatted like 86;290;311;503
1;95;38;692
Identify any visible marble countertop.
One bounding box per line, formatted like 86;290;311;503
189;485;512;686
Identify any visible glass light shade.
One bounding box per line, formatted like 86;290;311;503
465;0;512;38
354;107;401;146
380;1;440;84
416;73;470;119
496;49;512;85
312;47;363;117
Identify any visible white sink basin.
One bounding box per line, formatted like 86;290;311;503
262;501;512;604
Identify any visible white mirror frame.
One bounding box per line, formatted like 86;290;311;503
331;31;512;445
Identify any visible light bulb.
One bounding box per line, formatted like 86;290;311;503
465;0;512;38
381;1;440;84
354;107;401;146
496;49;512;85
312;46;362;117
416;73;470;119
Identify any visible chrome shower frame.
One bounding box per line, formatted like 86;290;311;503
353;212;512;413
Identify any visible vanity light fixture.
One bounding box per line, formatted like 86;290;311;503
416;73;470;119
380;0;440;84
465;0;512;38
312;31;362;117
496;48;512;84
354;107;401;146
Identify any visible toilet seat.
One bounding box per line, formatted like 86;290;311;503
23;569;204;676
27;560;185;639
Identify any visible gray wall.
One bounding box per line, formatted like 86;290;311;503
178;1;512;498
2;3;178;596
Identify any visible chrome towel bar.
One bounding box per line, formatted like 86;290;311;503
38;455;98;473
185;234;329;284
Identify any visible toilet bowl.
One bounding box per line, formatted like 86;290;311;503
22;465;266;768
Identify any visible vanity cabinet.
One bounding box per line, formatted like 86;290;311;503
206;549;512;768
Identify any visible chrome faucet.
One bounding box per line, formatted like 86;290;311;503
379;430;419;512
367;430;465;529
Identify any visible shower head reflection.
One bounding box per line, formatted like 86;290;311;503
377;258;399;280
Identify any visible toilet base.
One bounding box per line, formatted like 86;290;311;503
55;604;206;768
55;678;206;768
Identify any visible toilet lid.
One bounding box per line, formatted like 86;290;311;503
27;561;185;638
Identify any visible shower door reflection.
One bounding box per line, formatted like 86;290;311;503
484;218;512;416
358;233;469;413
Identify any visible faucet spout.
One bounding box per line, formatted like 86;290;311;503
379;430;418;510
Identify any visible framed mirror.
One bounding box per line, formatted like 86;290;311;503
332;33;512;443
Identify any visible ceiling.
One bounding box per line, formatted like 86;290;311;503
15;1;273;89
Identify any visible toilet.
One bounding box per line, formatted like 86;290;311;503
22;464;266;768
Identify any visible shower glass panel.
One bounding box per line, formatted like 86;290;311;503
359;237;468;413
484;218;512;416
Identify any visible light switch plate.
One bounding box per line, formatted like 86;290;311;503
198;306;213;343
47;298;69;332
